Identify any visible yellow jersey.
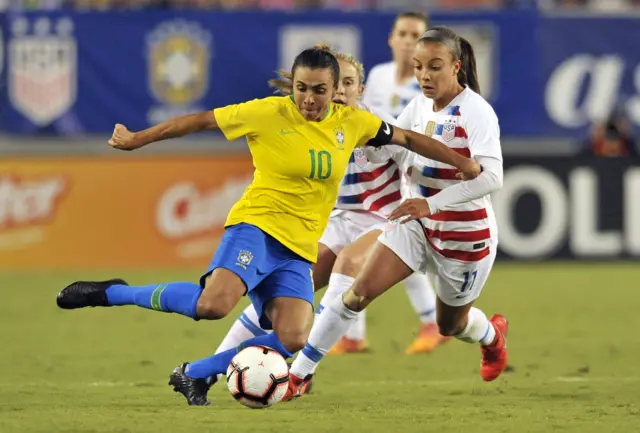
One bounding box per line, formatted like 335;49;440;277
214;96;383;262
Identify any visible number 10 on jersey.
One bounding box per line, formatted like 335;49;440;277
309;149;332;180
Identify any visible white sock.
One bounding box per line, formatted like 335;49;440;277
455;307;496;346
403;273;437;324
214;304;272;381
317;273;355;312
345;310;366;340
290;294;358;378
319;273;365;340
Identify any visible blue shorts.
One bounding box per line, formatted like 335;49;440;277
200;223;314;330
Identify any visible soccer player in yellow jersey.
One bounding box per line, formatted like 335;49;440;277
56;47;480;406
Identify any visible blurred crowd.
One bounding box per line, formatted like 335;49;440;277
2;0;640;11
583;106;638;158
0;0;496;10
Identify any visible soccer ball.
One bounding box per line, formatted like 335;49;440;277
226;345;290;409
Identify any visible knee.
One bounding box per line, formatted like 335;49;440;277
334;252;365;277
437;315;466;337
196;272;244;319
276;330;309;354
195;289;237;320
196;298;233;320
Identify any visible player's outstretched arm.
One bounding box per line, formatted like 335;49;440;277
108;111;218;151
392;127;480;179
365;122;480;180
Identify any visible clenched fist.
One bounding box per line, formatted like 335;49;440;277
108;124;141;151
457;159;482;181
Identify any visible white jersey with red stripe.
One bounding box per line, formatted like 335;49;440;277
333;104;404;218
361;61;422;119
395;87;502;263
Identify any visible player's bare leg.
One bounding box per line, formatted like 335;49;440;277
316;233;443;356
343;241;413;311
436;298;508;382
314;242;337;291
214;242;334;353
209;243;334;393
286;241;412;400
196;269;247;319
170;294;313;406
266;297;314;355
324;230;380;355
225;297;313;402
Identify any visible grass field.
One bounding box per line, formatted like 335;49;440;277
1;263;639;433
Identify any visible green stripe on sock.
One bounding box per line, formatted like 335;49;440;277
150;284;167;311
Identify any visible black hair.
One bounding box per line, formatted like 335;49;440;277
290;47;340;90
418;26;481;94
392;11;429;30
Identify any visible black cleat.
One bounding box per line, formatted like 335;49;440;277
169;363;212;406
56;279;127;309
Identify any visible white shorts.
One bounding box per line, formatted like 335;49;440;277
378;220;497;307
319;210;390;256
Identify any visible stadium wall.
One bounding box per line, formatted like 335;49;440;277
1;147;637;269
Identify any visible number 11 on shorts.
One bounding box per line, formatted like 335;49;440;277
461;270;478;293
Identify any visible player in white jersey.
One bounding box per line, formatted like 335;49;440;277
286;27;509;399
211;46;446;379
316;50;447;357
361;11;427;119
347;10;445;356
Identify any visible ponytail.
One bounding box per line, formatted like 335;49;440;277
457;37;480;94
268;69;293;95
418;27;481;94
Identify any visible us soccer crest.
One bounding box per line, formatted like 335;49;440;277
334;127;345;149
353;147;368;168
146;20;212;115
236;250;253;270
441;119;457;142
8;17;77;126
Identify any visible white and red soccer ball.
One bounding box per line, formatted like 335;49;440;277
226;345;290;409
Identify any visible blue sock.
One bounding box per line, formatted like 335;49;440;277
185;332;294;379
105;282;201;319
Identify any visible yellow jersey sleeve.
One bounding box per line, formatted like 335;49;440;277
213;98;275;141
355;109;384;147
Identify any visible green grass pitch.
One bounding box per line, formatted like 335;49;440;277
1;263;639;433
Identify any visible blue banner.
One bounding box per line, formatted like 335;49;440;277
538;17;640;137
0;10;638;139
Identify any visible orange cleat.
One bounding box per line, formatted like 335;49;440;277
480;314;509;382
405;323;451;354
327;337;370;355
282;373;313;402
